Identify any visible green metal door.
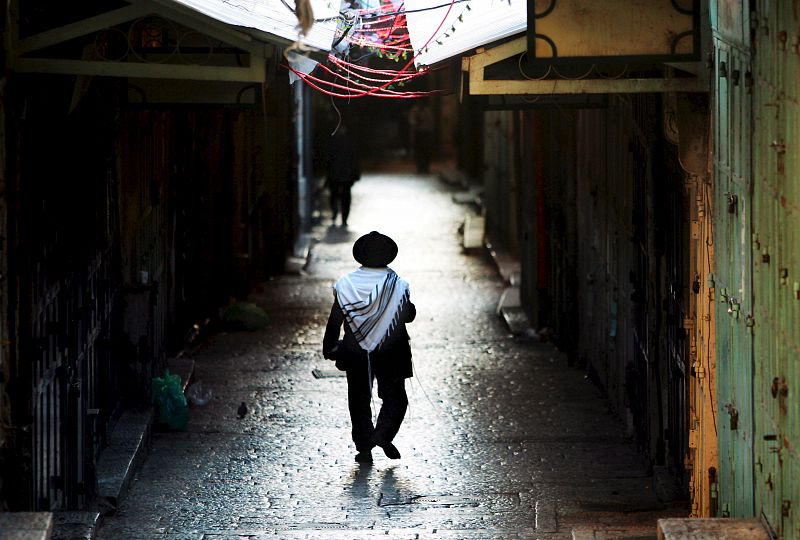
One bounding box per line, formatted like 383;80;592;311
751;1;800;537
712;15;755;516
751;69;783;537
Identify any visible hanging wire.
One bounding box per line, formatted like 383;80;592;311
323;62;420;86
329;54;417;75
288;64;444;98
288;63;441;97
330;94;342;136
702;179;717;435
410;360;446;417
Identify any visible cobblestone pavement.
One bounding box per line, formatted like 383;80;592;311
97;171;686;539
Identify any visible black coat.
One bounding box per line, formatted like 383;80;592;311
326;134;361;186
322;298;416;379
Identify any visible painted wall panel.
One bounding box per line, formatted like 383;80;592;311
713;38;755;518
750;0;800;536
712;0;755;518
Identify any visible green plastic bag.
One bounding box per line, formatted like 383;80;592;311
151;369;188;430
221;302;268;331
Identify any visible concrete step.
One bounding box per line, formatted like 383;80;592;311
573;524;658;539
94;359;194;516
452;190;482;206
657;518;771;539
487;243;521;286
285;232;316;274
23;361;193;539
501;306;532;335
0;512;53;540
496;286;521;316
463;214;485;250
438;168;470;189
94;409;152;516
51;511;101;540
496;286;532;336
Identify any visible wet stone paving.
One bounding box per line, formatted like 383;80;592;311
97;171;685;539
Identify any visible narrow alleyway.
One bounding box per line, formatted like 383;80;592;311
96;170;685;539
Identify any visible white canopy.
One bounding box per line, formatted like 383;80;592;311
405;0;526;67
167;0;342;51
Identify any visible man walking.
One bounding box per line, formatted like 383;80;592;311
408;100;433;173
322;231;416;463
325;124;360;227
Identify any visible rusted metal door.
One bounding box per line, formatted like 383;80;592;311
712;23;755;517
572;95;688;477
656;135;690;488
750;1;800;536
539;108;578;354
483;110;520;255
28;285;69;510
13;84;123;509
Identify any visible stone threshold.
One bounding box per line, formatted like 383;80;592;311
657;517;772;540
0;512;53;540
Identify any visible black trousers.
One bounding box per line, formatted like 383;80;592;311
413;130;432;173
345;361;408;452
329;183;352;224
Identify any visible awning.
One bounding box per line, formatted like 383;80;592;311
402;0;707;96
162;0;341;52
12;0;343;82
405;0;525;67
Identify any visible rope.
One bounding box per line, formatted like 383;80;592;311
409;358;445;417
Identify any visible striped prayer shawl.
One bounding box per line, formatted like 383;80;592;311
333;267;410;353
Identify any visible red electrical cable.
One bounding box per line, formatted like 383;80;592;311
318;60;422;85
290;0;452;98
292;65;426;96
321;0;455;98
328;55;416;76
288;65;444;98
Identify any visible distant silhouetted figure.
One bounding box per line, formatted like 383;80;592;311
237;401;248;419
322;232;416;464
326;125;360;227
408;101;433;173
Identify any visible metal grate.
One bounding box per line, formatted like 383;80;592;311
288;522;346;530
312;368;346;379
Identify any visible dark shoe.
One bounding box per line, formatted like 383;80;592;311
375;440;401;459
355;451;373;464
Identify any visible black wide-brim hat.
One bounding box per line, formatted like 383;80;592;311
353;231;398;267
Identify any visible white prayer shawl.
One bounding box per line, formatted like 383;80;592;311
333;267;410;353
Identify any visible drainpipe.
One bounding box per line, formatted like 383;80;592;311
0;76;8;486
292;81;313;259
